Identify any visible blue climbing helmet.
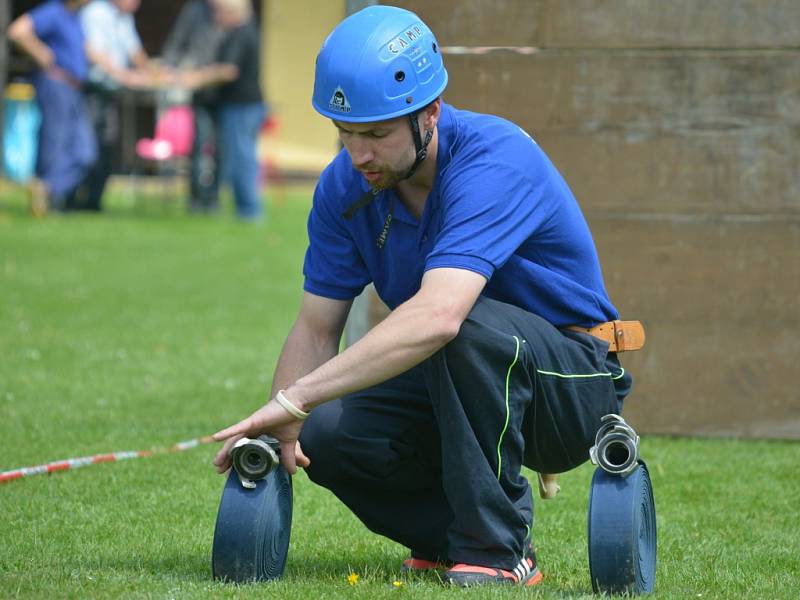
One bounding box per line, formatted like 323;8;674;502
312;5;448;123
313;6;448;183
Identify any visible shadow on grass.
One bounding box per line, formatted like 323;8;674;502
285;552;401;579
43;529;596;594
0;195;184;223
0;179;198;223
85;550;212;581
84;547;394;583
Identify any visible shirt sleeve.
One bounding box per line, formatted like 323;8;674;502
303;179;371;300
217;26;250;69
80;4;108;52
425;147;555;279
121;16;143;60
161;2;194;65
30;3;59;39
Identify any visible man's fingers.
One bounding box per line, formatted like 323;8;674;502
280;441;297;475
295;441;311;469
211;407;304;475
212;433;244;473
212;425;242;442
212;418;252;442
213;452;231;474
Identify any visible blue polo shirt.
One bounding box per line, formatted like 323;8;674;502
30;1;89;82
303;102;618;327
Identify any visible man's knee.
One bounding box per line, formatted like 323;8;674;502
298;401;343;486
438;300;521;371
440;305;490;365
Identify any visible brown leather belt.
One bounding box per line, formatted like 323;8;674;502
566;320;645;352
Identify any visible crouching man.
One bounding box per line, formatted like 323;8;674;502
212;5;631;588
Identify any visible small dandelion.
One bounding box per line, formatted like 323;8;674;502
392;580;403;588
347;572;359;585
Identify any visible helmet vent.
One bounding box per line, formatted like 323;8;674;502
432;43;438;53
394;71;406;82
405;96;413;104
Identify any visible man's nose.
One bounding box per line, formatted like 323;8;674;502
348;136;374;167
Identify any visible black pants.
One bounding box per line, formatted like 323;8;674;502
68;89;117;211
299;296;632;570
188;103;220;211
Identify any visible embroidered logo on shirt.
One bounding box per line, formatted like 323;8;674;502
328;86;351;113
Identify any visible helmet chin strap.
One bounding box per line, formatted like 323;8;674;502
403;110;433;181
342;109;434;249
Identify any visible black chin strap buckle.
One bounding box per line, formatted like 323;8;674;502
405;111;433;180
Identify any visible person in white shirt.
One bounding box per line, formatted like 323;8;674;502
77;0;153;211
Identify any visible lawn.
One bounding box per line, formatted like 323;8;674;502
1;184;798;599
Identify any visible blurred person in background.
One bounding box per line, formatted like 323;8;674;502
162;0;226;214
7;0;96;216
76;0;156;211
178;0;265;221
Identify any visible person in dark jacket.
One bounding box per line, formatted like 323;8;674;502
162;0;226;213
178;0;265;221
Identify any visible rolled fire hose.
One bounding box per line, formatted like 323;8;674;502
211;436;293;582
587;415;657;595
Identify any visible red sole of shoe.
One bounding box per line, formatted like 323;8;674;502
524;571;543;586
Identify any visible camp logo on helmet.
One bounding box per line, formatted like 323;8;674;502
328;86;351;113
387;24;424;54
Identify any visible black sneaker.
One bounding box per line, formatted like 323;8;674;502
442;546;542;587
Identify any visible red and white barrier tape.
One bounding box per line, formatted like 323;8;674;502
0;435;215;484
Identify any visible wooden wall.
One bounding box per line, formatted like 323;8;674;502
263;0;344;174
389;0;800;439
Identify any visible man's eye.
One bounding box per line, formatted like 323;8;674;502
369;131;388;139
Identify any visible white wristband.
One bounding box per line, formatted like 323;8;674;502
274;390;310;420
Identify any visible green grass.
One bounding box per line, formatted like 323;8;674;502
1;184;799;598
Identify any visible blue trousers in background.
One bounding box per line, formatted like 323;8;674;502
32;73;97;206
219;102;265;220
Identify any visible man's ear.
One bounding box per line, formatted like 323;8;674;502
423;97;442;129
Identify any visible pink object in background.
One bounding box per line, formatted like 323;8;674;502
135;105;194;161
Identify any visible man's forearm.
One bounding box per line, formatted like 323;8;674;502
10;32;53;70
180;63;238;90
284;269;486;412
287;294;458;411
86;47;125;81
268;320;341;400
131;49;149;70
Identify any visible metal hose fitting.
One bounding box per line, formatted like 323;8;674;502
589;414;640;477
230;435;281;489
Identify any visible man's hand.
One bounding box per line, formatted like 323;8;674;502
117;69;152;90
177;63;239;90
212;397;311;475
